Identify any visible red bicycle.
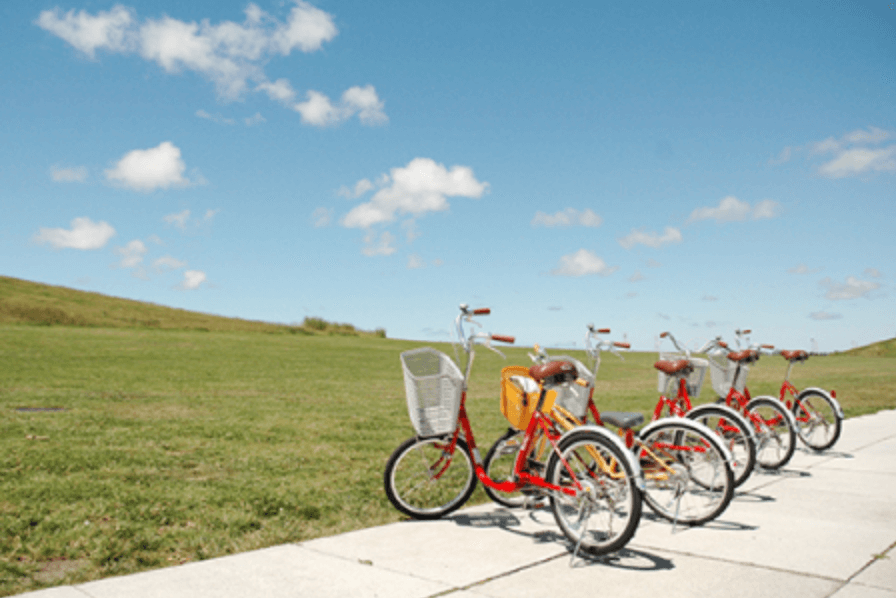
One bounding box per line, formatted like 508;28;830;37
638;330;757;487
701;334;797;469
485;326;737;527
732;330;843;452
383;305;643;556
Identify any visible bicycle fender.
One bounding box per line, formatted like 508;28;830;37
558;424;645;491
745;395;799;431
687;403;759;445
797;387;844;419
639;418;735;465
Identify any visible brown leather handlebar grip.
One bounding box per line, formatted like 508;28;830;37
491;334;515;344
718;341;729;348
473;308;491;315
742;329;752;334
597;328;611;334
614;342;631;349
659;332;668;338
762;344;775;349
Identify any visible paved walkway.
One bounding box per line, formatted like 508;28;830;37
19;410;896;598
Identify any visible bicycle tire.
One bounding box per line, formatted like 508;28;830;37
482;428;546;508
545;429;641;556
383;435;477;520
687;404;756;488
638;420;734;526
792;390;842;451
744;397;796;470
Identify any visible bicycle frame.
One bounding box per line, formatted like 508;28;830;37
438;305;626;500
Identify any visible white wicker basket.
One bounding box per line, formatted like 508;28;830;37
707;352;748;397
656;355;708;399
548;356;593;419
400;348;464;437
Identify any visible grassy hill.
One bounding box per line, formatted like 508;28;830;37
0;275;384;337
844;337;896;358
1;274;895;595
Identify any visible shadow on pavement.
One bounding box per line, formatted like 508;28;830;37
571;546;676;571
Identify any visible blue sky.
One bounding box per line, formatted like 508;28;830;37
2;0;894;352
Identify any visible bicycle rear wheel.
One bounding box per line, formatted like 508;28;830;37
745;397;796;470
545;429;641;556
792;390;842;451
638;420;734;526
687;405;756;487
384;435;477;519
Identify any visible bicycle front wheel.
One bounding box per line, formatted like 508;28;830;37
687;405;756;488
745;397;796;470
483;428;547;508
792;390;842;451
384;435;477;520
638;420;734;526
545;429;641;556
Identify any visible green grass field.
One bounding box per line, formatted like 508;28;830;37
1;276;894;595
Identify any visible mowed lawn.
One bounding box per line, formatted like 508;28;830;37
1;325;894;595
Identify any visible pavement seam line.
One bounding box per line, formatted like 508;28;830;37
296;541;570;593
437;551;570;596
843;538;896;587
629;543;848;584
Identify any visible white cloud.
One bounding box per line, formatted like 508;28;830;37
629;271;644;282
257;78;297;103
819;276;880;300
338;178;375;199
106;141;194;192
35;5;136;58
165;209;191;229
342;158;488;228
180;270;207;290
688;196;780;223
51;165;88;182
407;254;424;269
33;217;116;250
551;249;618;277
810;311;843;321
361;231;396;256
36;2;382;126
618;227;682;249
153;255;187;270
864;267;882;278
114;239;147;268
811;126;892;155
817;146;896;179
788;264;819;275
272;0;338;54
531;208;602;228
245;112;265;126
702;295;719;302
293;85;387;127
312;207;332;227
768;146;793;166
796;127;896;179
196;109;235;125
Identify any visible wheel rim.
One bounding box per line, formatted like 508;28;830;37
389;438;474;515
640;425;731;524
551;436;636;551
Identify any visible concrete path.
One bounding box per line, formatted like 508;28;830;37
18;410;896;598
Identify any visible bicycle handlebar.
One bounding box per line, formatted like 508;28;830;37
659;331;689;356
490;334;515;344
